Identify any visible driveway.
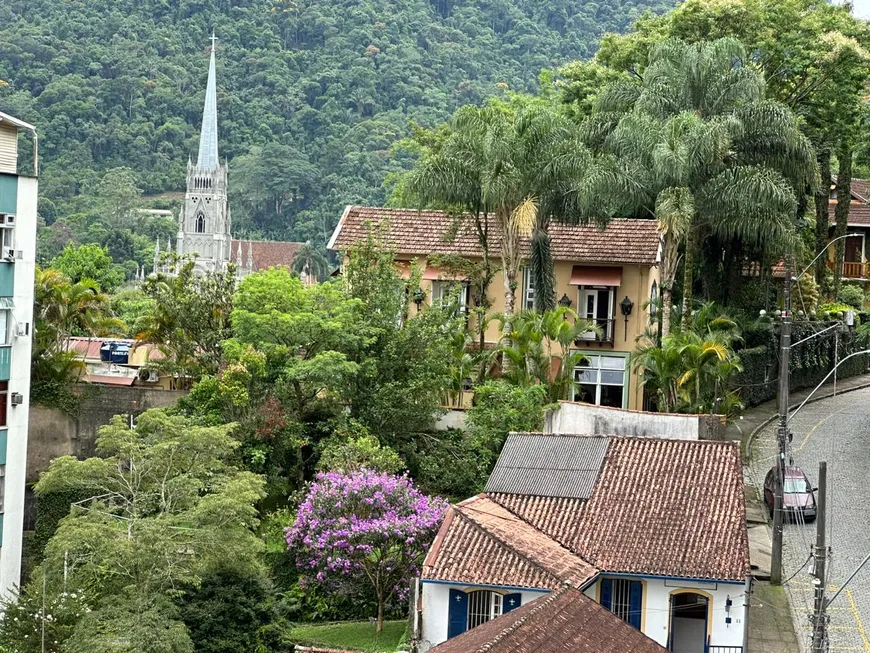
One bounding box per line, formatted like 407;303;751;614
750;388;870;652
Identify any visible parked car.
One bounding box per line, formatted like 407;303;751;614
763;466;816;522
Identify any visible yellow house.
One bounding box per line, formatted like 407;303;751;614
330;207;662;410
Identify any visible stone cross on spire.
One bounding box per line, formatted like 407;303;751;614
196;32;219;170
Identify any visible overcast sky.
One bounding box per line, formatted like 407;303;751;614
843;0;870;19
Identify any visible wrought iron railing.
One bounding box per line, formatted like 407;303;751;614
708;645;743;653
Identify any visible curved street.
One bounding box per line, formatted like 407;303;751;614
750;387;870;653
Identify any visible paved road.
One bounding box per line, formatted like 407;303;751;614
750;387;870;653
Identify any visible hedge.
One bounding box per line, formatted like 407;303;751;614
732;321;870;408
32;489;92;563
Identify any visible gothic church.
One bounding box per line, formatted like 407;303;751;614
169;36;302;276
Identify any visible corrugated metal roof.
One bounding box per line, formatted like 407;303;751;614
485;434;608;499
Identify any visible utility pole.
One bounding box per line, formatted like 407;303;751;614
811;461;828;653
771;255;792;585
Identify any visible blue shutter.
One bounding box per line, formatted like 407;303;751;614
447;589;468;639
628;581;643;630
600;578;613;610
503;593;522;614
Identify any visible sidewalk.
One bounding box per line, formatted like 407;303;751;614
734;372;870;653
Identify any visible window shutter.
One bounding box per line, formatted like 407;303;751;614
628;581;643;630
600;578;613;610
447;589;468;639
503;593;522;614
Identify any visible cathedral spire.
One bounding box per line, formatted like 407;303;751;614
196;32;219;170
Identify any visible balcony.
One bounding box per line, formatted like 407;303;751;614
574;318;615;347
828;259;869;279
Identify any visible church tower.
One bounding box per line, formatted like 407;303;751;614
176;34;233;274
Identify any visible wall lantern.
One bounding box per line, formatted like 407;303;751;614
412;288;426;311
558;293;572;308
619;295;634;340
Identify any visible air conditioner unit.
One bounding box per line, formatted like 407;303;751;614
10;392;23;406
6;215;15;225
138;368;160;383
15;322;28;337
13;250;23;260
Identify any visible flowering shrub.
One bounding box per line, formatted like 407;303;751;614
286;469;448;632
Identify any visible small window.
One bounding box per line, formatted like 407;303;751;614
601;578;643;629
432;280;469;315
195;214;205;233
522;267;536;310
0;466;6;513
650;281;658;315
467;590;502;630
0;381;9;427
0;310;10;346
573;355;627;408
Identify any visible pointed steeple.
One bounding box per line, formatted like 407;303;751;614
196;32;219;170
247;241;254;270
153;237;160;274
236;241;243;266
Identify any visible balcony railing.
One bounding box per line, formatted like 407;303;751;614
708;646;743;653
574;318;615;345
828;259;869;279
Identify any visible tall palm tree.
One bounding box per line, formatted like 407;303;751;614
586;38;817;333
292;240;330;283
405;102;623;328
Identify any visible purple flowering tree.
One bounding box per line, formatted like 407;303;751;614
286;469;448;632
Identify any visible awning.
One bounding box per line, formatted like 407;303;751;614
0;298;13;308
569;266;623;287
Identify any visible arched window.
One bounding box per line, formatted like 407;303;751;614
467;590;502;630
195;214;205;233
650;281;659;315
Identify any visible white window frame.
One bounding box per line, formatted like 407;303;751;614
0;309;11;346
572;354;629;408
432;280;469;315
0;466;5;513
0;226;13;258
522;267;535;310
577;287;615;341
467;590;503;630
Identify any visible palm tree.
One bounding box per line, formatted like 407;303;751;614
586;38;817;333
292;240;330;283
405;101;620;328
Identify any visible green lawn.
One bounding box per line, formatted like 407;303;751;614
289;620;407;652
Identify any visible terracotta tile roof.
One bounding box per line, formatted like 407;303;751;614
230;239;303;271
429;586;668;653
827;200;870;227
422;495;597;590
832;176;870;203
426;436;750;585
328;206;661;265
65;337;165;362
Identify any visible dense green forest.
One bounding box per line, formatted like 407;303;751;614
0;0;674;250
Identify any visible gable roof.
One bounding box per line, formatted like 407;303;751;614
429;586;668;653
831;176;870;203
230;239;302;271
328;206;661;266
422;495;597;590
425;435;750;585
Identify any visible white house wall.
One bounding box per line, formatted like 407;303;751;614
420;576;749;652
546;401;702;440
419;581;548;652
586;576;749;650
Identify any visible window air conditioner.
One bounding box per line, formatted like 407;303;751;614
10;392;23;406
13;251;23;260
15;322;28;337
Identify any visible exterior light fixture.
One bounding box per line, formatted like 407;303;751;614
619;296;634;340
558;293;572;308
412;288;426;311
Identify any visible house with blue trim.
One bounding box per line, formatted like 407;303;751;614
415;434;751;653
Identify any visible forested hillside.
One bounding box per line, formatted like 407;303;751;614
0;0;673;246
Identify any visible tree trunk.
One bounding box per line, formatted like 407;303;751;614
833;145;853;298
681;231;698;333
377;600;384;634
661;286;673;338
814;149;832;290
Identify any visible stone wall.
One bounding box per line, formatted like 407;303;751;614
27;385;185;483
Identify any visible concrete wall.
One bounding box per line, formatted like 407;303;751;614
545;401;727;441
26;385;184;483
